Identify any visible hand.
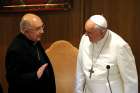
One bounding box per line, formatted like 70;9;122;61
37;63;48;79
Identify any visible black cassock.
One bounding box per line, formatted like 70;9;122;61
5;33;56;93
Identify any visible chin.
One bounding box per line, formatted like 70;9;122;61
34;39;40;42
37;39;41;42
37;37;41;41
92;39;98;43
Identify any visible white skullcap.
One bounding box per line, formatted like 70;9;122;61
89;15;107;28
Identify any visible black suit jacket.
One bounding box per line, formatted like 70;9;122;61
5;33;56;93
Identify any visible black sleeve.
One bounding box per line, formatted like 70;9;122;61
5;49;39;84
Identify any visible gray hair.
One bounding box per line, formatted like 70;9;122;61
20;20;32;33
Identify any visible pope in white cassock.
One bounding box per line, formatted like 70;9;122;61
75;15;138;93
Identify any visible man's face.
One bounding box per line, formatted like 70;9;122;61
85;20;105;43
25;18;45;42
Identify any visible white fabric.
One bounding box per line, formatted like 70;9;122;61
75;30;138;93
90;15;107;28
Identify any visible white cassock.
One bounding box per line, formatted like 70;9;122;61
75;30;138;93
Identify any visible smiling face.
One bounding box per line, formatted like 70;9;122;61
85;19;106;43
20;13;45;42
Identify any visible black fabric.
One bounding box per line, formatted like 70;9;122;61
5;33;56;93
35;45;50;77
0;83;3;93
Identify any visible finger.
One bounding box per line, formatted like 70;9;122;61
42;63;48;68
42;63;48;71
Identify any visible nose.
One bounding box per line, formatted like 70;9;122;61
39;28;44;34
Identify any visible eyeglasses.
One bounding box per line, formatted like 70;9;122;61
35;24;47;32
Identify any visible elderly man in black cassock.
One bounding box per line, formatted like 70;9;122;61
5;13;56;93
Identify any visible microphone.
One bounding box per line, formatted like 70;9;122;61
106;65;112;93
106;65;110;69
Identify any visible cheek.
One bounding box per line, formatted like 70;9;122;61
98;32;104;39
91;33;97;39
36;33;42;39
88;34;93;40
31;33;38;40
94;32;101;38
91;33;100;41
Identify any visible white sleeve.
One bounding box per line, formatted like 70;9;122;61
75;35;86;93
117;44;138;93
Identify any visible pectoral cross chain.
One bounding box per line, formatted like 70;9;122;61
89;66;94;78
37;48;40;61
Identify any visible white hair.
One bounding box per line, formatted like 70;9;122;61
20;19;32;33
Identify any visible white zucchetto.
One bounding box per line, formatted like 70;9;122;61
89;15;107;29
